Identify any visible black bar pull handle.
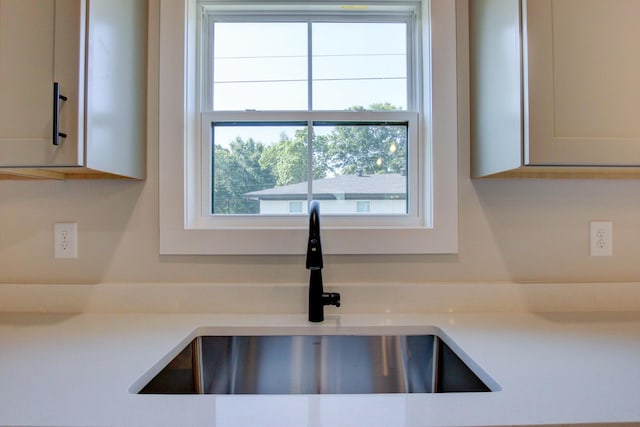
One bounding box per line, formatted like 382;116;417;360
53;82;68;146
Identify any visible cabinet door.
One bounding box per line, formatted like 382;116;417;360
0;0;82;167
525;0;640;166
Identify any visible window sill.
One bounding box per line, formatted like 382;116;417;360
160;226;457;255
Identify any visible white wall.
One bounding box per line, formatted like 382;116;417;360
2;0;640;286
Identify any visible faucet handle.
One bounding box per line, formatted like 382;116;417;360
323;292;341;307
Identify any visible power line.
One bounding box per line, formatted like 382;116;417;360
214;76;406;84
215;53;405;60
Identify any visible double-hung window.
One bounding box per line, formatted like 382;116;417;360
158;0;459;254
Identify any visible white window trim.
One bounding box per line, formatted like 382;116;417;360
158;0;459;255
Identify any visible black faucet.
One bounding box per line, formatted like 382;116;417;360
306;200;340;322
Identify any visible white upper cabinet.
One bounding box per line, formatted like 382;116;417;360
471;0;640;178
0;0;146;179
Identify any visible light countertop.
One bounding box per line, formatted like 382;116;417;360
1;310;640;426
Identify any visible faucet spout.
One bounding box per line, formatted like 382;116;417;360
306;200;323;270
306;200;340;322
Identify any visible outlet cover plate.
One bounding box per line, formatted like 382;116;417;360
54;222;78;259
589;221;612;257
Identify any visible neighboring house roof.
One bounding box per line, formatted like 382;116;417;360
244;173;407;200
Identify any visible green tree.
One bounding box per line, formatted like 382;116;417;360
213;137;275;214
327;103;407;175
259;129;331;186
259;131;307;186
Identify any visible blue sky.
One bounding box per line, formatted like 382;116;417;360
213;21;407;113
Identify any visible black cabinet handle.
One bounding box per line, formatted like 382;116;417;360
53;82;68;146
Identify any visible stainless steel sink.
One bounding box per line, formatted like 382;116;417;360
137;335;492;394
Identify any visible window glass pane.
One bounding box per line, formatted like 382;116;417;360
213;23;308;110
312;122;408;214
212;123;307;214
312;22;407;111
212;121;409;215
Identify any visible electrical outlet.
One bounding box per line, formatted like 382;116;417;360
54;223;78;259
589;221;612;257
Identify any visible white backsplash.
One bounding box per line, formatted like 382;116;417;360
1;282;639;314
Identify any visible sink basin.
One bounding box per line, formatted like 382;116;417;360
137;334;493;394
